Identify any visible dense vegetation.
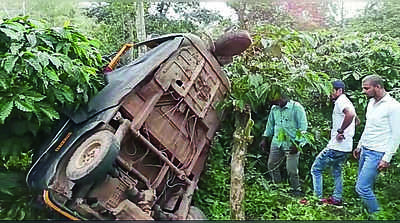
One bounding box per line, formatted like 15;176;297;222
1;0;400;220
195;25;400;220
0;16;104;219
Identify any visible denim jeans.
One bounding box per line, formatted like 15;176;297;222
311;148;349;200
268;146;300;191
355;146;384;213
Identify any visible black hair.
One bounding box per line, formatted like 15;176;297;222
362;75;384;88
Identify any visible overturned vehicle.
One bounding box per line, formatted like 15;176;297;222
26;32;251;220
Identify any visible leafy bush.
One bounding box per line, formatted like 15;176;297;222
347;0;400;39
0;16;105;219
0;16;104;156
195;24;400;220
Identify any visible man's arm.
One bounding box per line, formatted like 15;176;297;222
296;103;308;132
263;109;275;138
354;102;370;159
295;103;308;142
339;108;355;131
381;103;400;163
354;128;366;160
260;109;275;151
355;115;361;126
336;107;355;141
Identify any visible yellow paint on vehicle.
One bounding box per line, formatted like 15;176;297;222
55;132;72;151
43;190;80;220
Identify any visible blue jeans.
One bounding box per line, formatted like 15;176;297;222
311;148;349;200
355;146;384;213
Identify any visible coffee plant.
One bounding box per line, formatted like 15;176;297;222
0;16;105;219
195;24;400;220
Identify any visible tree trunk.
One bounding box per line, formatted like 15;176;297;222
136;0;146;57
341;0;344;28
22;0;26;16
230;106;253;220
237;2;248;30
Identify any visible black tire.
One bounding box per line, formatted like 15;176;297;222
186;206;207;220
65;129;119;184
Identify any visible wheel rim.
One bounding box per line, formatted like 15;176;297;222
77;142;101;168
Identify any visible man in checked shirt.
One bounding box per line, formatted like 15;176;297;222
354;75;400;214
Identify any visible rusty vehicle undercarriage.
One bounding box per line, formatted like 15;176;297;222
27;32;251;220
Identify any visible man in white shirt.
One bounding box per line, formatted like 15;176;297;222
310;80;358;206
353;75;400;214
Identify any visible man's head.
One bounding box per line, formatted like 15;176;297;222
331;80;345;101
270;89;288;107
361;75;385;99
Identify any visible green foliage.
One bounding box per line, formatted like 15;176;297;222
0;16;104;156
0;17;104;220
347;0;400;39
0;0;100;36
84;0;139;55
227;0;295;30
223;25;331;115
0;171;47;219
194;128;233;219
147;2;229;37
196;24;400;220
0;153;50;220
85;1;229;55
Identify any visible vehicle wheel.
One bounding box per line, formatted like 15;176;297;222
65;129;119;183
214;30;252;57
186;206;207;220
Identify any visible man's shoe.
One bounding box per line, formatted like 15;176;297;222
299;198;308;205
326;196;343;208
318;198;329;206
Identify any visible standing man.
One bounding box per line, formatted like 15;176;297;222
354;75;400;214
311;80;358;206
260;93;308;196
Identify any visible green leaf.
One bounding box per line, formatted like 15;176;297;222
0;100;14;124
25;92;46;102
248;74;263;88
80;68;90;84
39;106;59;120
49;54;61;68
0;28;22;40
15;100;34;112
26;58;42;73
3;22;26;32
0;78;7;89
10;43;23;55
63;43;71;55
63;60;74;75
26;33;37;47
37;52;50;67
55;42;63;53
61;85;74;102
43;67;60;82
299;33;316;48
89;39;101;48
39;36;54;49
277;128;288;142
3;55;19;73
54;90;65;104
